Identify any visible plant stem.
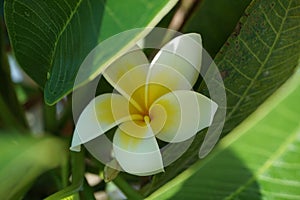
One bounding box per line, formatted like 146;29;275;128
113;175;144;200
80;178;96;200
168;0;199;31
61;153;69;188
0;94;24;130
44;104;57;133
45;150;85;200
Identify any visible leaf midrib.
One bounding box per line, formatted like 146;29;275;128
48;0;84;74
225;0;292;121
224;122;300;199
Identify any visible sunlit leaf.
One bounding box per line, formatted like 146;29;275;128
0;132;67;199
146;0;300;193
146;70;300;200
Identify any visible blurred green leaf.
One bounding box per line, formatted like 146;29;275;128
147;0;300;193
0;95;22;130
45;151;84;200
146;69;300;199
62;194;80;200
4;0;178;105
0;20;27;129
0;132;67;199
183;0;252;57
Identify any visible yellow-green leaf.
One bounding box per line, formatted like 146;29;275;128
0;132;67;199
146;69;300;200
147;0;300;193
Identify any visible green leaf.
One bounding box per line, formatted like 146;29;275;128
145;0;300;193
146;69;300;199
4;0;178;105
0;132;67;199
0;20;27;129
45;151;84;200
214;0;300;136
183;0;252;57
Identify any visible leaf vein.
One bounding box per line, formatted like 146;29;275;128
251;26;272;48
33;1;60;33
225;60;253;81
225;0;292;123
87;0;98;37
260;175;300;187
13;22;52;50
277;0;287;11
290;4;300;11
271;6;284;19
13;10;53;45
225;120;299;199
266;53;300;70
49;0;84;73
282;24;300;33
239;38;263;64
261;8;278;34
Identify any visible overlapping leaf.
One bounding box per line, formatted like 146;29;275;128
4;0;178;104
145;0;300;194
146;70;300;199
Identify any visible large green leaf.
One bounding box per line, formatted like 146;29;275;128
146;69;300;199
144;0;300;194
214;0;300;135
0;132;67;199
4;0;178;105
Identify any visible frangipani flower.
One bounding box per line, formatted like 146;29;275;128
70;33;218;176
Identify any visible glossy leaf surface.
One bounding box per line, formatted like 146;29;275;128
147;70;300;199
146;0;300;193
4;0;178;104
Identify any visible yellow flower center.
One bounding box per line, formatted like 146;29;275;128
143;115;150;124
128;83;170;131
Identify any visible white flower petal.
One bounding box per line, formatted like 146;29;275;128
70;94;142;151
150;33;202;87
146;64;192;107
113;127;164;176
149;103;167;134
114;65;149;112
118;120;153;139
103;45;149;103
153;90;218;143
